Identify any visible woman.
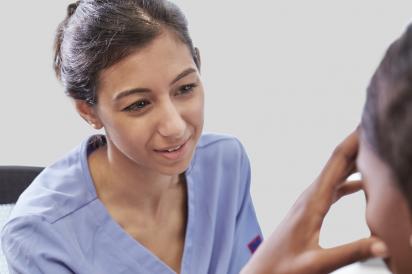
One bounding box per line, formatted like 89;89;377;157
1;1;263;273
243;23;412;274
0;0;393;273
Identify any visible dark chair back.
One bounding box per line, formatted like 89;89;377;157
0;166;44;204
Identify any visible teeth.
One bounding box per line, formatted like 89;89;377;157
166;145;181;152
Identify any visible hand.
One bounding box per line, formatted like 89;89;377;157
241;130;388;274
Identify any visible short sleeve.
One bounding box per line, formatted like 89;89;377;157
1;216;74;274
227;141;263;274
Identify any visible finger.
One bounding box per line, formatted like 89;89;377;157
315;130;359;199
333;180;363;203
349;164;358;175
299;180;364;233
316;237;388;273
321;130;358;188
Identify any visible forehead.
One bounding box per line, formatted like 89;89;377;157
98;31;196;92
357;134;380;174
357;132;395;189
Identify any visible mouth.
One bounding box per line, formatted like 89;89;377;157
154;138;190;160
156;143;185;153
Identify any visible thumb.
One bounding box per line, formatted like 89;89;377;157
316;237;388;273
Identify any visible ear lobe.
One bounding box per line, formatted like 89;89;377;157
73;100;103;129
195;47;201;71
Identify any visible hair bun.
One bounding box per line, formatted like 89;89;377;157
67;1;80;17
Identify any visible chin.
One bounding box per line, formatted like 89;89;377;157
157;159;191;176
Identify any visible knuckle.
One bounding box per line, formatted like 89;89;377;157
298;252;323;273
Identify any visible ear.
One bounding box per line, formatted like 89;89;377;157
73;100;103;130
195;47;201;72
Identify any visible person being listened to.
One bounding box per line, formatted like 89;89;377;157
242;23;412;274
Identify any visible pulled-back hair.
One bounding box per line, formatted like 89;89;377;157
362;24;412;207
54;0;199;105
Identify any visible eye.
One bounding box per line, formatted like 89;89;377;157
177;83;197;96
122;99;151;112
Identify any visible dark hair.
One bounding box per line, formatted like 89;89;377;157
54;0;199;105
362;24;412;208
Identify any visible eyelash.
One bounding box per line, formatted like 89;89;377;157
122;83;198;112
123;99;151;112
177;83;198;95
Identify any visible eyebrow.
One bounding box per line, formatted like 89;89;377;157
113;67;197;101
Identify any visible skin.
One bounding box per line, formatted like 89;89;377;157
241;130;387;274
74;30;204;273
68;27;398;274
357;132;412;274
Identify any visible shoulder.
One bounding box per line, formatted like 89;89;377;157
7;136;98;225
1;215;76;272
1;215;56;260
188;132;251;202
197;132;243;149
2;215;50;247
194;132;248;163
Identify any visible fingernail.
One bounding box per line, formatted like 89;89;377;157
371;241;388;258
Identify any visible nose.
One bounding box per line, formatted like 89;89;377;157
157;100;186;139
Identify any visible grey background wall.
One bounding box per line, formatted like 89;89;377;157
1;0;411;248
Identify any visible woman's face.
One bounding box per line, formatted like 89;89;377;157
88;31;204;177
357;133;412;274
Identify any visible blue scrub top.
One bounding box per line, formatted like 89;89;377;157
1;133;262;274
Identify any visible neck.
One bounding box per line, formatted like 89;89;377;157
88;141;184;213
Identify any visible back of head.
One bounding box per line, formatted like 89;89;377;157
54;0;199;105
362;24;412;208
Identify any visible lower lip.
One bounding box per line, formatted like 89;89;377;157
155;140;189;161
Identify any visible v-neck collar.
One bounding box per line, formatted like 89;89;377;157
80;135;197;274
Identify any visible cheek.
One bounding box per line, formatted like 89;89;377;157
365;192;387;237
101;113;152;154
364;179;405;239
194;88;205;112
365;187;412;272
184;91;204;127
365;184;405;250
